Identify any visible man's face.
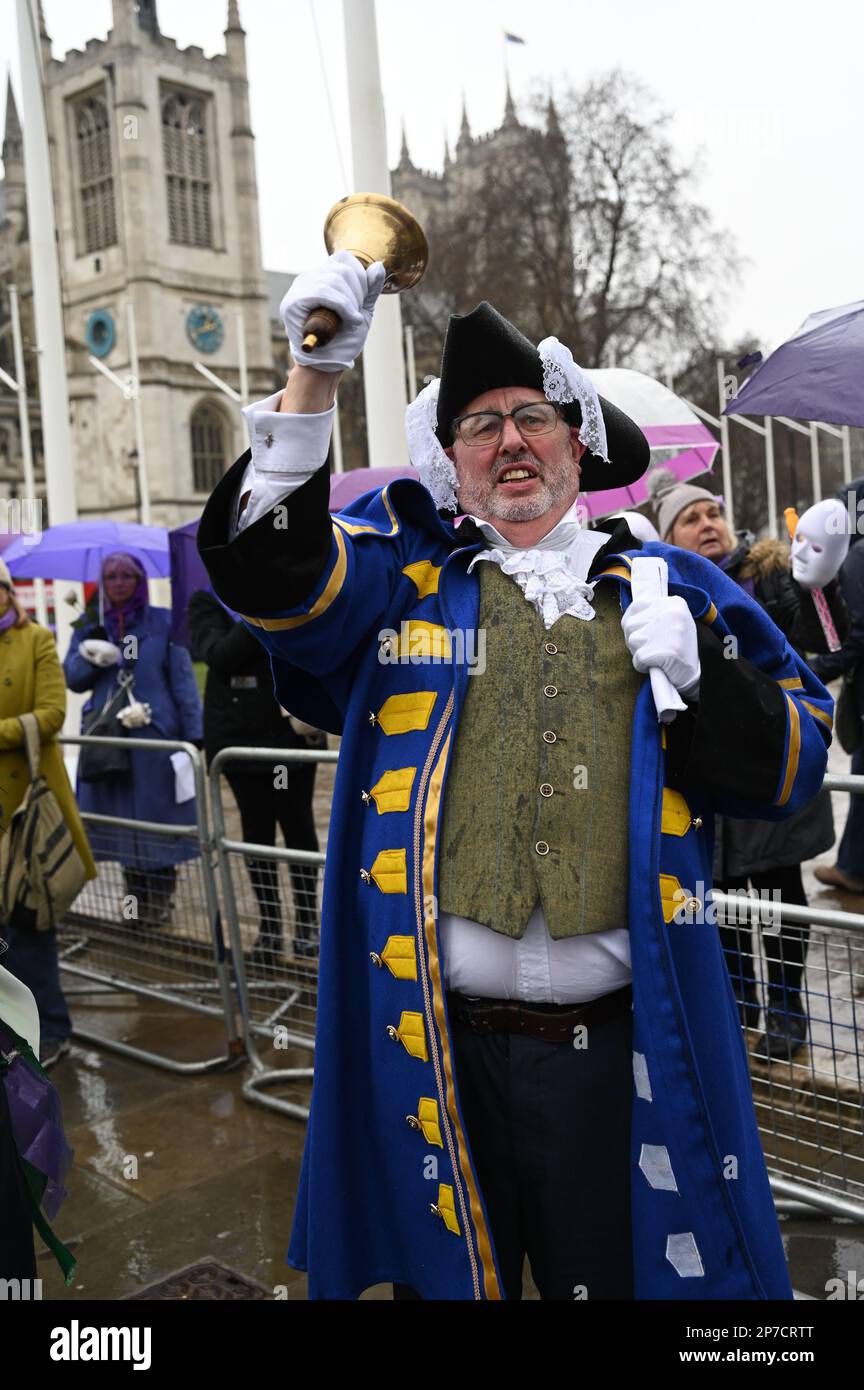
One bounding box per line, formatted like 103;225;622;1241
670;499;731;561
445;385;585;524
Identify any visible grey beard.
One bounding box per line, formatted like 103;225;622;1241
456;451;579;523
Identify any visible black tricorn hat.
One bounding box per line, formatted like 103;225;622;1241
435;302;649;491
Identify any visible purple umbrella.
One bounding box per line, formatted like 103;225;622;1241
3;520;170;581
724;301;864;425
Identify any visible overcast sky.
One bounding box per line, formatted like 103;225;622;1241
2;0;863;358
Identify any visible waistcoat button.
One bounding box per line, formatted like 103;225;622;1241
386;1025;399;1041
539;783;554;797
406;1115;421;1131
535;841;550;856
369;951;383;968
544;642;558;655
542;730;557;744
544;685;558;698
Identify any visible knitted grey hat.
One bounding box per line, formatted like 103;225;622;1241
646;467;722;542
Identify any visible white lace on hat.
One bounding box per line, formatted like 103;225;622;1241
404;377;459;512
537;337;610;463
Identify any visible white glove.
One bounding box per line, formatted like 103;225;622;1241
621;595;701;700
117;700;152;729
80;638;122;668
280;251;387;373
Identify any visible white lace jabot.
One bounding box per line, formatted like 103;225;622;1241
466;501;611;629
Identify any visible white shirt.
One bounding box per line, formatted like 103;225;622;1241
232;393;632;1003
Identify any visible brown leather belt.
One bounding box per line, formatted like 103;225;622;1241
448;984;633;1043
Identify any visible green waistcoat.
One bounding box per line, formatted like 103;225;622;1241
438;559;643;939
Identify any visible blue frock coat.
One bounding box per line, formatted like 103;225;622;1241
199;461;833;1300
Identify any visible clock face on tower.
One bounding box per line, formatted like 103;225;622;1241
85;309;116;358
186;305;224;354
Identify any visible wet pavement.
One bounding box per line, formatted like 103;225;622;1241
34;733;864;1301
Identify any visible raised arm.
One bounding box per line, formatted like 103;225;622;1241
197;255;407;729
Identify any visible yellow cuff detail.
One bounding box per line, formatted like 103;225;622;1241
395;1011;428;1061
402;560;441;599
369;767;417;813
801;699;833;732
381;935;418;980
661;787;693;837
391;621;452;660
777;692;801;807
240;525;347;631
369;849;408;895
659;873;685;924
434;1183;461;1235
376;692;437;735
418;1097;443;1148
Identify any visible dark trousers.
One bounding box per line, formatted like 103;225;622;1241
226;766;319;940
397;1001;634;1301
719;865;809;1009
838;745;864;878
122;864;177;909
2;924;72;1045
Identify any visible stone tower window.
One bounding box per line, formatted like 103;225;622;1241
162;90;213;248
74;93;118;253
191;402;228;491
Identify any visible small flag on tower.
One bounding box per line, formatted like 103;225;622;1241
504;32;526;44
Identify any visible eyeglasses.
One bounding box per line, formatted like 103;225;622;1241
452;401;564;447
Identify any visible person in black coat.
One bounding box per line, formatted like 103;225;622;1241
648;469;847;1061
187;589;323;966
811;476;864;893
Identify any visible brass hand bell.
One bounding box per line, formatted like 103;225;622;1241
301;192;429;353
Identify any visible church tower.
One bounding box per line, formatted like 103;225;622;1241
4;0;271;524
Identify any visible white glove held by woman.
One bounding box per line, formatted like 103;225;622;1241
117;700;152;729
80;638;122;667
280;251;387;373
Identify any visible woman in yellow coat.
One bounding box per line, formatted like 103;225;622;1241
0;558;96;1069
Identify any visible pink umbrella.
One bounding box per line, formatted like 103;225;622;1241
580;369;719;520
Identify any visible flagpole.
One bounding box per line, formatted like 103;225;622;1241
16;0;83;748
342;0;408;467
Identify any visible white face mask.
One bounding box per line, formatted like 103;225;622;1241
791;499;850;589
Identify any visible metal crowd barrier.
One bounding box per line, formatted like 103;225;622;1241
57;734;243;1074
208;745;337;1120
712;769;864;1224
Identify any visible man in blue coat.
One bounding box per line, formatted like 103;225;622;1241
199;253;832;1300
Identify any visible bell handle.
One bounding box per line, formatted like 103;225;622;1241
301;306;342;354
